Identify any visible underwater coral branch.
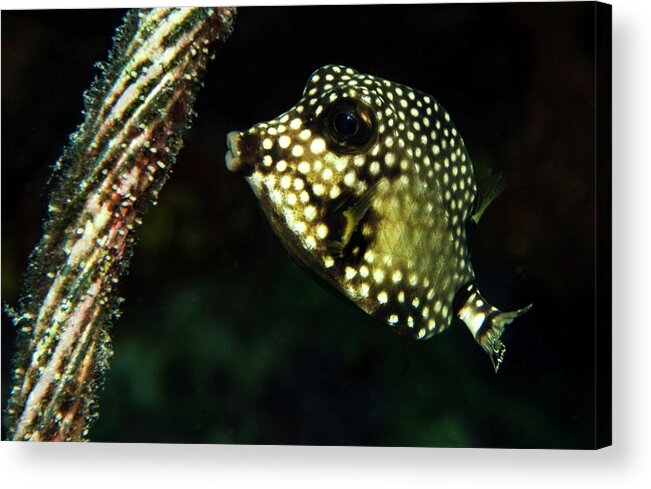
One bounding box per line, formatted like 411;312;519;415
5;7;236;441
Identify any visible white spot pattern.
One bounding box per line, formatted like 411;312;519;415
229;65;478;341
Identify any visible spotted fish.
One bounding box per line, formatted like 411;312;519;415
225;65;531;371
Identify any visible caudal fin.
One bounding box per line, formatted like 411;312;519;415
456;284;532;372
475;304;532;372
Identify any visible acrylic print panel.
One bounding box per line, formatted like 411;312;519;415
1;3;611;448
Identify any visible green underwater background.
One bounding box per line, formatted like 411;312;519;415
2;3;603;447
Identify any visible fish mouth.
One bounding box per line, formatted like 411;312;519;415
225;130;259;177
225;130;248;175
225;131;240;171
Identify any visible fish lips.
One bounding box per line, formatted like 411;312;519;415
225;130;262;178
225;130;245;174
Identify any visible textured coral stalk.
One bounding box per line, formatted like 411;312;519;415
6;7;236;441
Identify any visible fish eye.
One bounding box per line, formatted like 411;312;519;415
323;99;376;153
333;110;360;139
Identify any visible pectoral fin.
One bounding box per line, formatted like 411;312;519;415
325;182;380;257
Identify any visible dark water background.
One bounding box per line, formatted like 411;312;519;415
2;4;600;447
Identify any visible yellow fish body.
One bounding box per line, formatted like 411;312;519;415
225;65;530;371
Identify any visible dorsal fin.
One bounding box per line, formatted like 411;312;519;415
472;172;507;224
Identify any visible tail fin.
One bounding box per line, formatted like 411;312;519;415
456;284;532;372
475;304;532;372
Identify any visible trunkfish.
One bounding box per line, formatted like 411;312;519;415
225;65;531;371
